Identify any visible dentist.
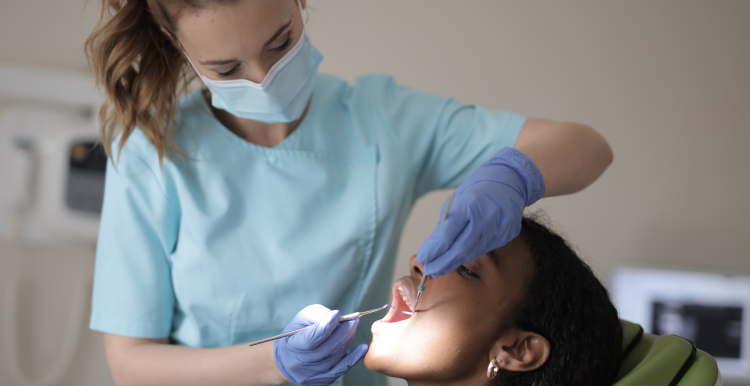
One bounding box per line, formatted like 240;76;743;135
86;0;612;385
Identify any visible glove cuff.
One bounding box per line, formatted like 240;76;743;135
273;340;298;384
490;147;546;206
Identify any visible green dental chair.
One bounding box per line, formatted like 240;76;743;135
614;320;721;386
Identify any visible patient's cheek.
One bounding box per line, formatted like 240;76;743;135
364;310;485;380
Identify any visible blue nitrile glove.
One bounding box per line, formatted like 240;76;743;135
274;304;368;386
417;147;546;277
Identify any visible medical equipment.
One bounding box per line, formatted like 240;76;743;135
0;62;104;243
612;266;750;384
0;62;103;386
248;304;390;346
413;264;428;313
412;192;454;313
0;109;105;242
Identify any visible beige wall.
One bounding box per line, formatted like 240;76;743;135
0;1;748;385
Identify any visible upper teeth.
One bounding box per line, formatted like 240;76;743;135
397;286;412;309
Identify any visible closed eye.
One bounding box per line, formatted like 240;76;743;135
270;33;293;53
217;65;240;78
457;265;480;279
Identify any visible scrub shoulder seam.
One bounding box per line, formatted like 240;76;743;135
122;149;171;201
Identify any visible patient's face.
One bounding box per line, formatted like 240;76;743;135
364;237;534;382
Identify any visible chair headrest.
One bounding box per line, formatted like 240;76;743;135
614;320;719;386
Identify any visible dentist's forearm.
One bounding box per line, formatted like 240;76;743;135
514;119;613;197
104;333;288;386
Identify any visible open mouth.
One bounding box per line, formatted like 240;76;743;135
378;277;416;324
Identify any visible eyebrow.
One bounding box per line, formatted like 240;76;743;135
199;58;238;66
199;19;293;66
263;19;292;48
486;249;501;269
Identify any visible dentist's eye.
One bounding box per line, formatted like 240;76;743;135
457;265;479;279
270;35;293;53
217;65;240;78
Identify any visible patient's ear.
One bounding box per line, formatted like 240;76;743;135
490;328;550;373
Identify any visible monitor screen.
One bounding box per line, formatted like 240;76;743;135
612;266;750;383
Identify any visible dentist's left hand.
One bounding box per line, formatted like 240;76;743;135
417;147;546;277
274;304;368;386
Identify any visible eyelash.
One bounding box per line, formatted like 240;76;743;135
215;35;293;79
217;66;240;78
457;265;479;279
271;35;293;52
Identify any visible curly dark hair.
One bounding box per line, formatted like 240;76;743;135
504;212;622;386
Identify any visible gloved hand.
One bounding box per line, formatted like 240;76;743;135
274;304;368;386
417;147;546;277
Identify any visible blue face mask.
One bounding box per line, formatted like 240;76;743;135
184;1;323;123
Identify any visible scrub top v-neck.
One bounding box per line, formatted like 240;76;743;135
90;73;526;386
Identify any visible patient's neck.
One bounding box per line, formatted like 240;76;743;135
405;371;494;386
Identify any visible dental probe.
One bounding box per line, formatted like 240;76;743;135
411;192;454;314
247;304;390;346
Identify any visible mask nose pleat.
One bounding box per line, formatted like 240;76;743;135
207;35;322;121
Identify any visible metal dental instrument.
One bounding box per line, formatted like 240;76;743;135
247;304;390;346
412;192;454;313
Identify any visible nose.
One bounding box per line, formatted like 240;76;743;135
246;62;272;84
409;254;425;280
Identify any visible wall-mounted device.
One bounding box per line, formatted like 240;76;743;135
0;62;104;386
612;266;750;385
0;108;105;244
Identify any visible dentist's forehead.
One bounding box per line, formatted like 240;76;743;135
175;0;296;56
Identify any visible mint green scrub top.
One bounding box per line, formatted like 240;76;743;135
90;74;526;386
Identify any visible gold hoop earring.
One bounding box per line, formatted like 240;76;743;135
487;358;500;380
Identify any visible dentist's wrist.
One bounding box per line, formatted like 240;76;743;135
488;147;546;206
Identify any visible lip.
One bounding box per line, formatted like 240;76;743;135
371;276;417;334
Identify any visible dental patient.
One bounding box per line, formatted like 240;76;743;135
365;213;622;386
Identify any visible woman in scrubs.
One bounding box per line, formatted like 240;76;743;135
85;1;613;385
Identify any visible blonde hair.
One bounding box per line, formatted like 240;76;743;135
85;0;233;164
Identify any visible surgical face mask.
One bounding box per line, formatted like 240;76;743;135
183;0;323;123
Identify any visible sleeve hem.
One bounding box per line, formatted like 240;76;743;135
504;113;528;149
90;314;171;339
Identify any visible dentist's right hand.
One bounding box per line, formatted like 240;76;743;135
274;304;368;386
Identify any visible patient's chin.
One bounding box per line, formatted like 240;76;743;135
363;337;393;374
364;334;441;380
364;354;414;380
363;349;386;374
363;335;408;378
364;343;465;382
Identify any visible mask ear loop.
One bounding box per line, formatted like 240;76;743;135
157;23;209;86
173;38;210;87
296;0;308;32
